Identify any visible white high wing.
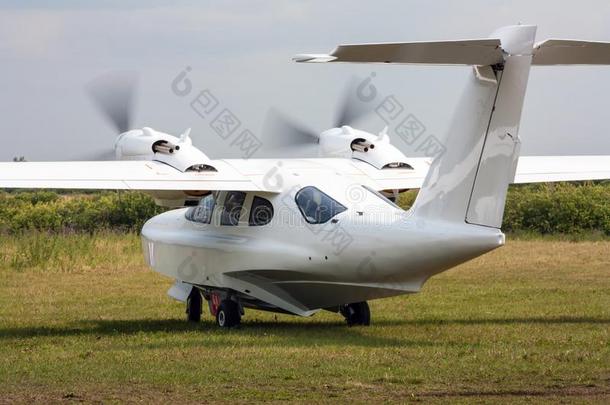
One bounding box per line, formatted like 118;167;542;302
1;25;609;327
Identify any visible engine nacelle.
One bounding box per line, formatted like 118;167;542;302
113;127;217;207
114;127;216;172
318;126;413;170
114;127;158;160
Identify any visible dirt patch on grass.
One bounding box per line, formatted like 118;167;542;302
0;385;199;405
2;385;607;404
416;385;609;398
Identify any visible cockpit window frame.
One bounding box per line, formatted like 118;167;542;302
185;192;216;224
294;186;347;225
249;195;274;226
220;191;247;226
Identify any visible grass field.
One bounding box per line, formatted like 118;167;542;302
0;235;608;403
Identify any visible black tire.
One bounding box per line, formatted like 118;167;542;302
216;299;241;328
341;301;370;326
186;288;202;322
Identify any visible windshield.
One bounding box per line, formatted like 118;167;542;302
185;193;216;224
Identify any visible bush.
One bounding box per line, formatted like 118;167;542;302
0;183;608;236
0;191;165;234
397;182;610;236
502;182;610;235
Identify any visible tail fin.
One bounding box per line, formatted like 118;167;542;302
412;25;536;227
295;25;610;228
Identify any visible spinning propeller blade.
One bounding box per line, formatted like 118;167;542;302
333;76;374;128
262;108;319;150
86;71;138;134
262;77;375;152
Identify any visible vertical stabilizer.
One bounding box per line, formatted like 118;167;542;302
410;25;537;227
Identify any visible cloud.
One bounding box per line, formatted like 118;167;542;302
1;0;610;161
0;10;66;58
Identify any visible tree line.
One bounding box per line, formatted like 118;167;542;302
0;182;608;236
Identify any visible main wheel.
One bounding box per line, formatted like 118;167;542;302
216;299;241;328
340;301;370;326
186;288;202;322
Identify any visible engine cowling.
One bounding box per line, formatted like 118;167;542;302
318;126;413;170
114;127;215;172
114;127;217;207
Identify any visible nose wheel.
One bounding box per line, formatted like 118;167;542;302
215;299;241;328
340;301;370;326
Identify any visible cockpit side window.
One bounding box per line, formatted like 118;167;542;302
249;196;274;226
185;193;216;224
295;186;347;224
221;191;247;226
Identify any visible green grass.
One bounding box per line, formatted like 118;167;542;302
0;235;608;403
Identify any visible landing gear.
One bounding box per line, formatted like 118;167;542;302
216;299;241;328
186;288;202;322
340;301;370;326
201;290;243;328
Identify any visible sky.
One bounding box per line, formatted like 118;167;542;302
1;0;610;161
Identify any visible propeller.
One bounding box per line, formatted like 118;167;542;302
262;76;374;152
333;76;374;129
86;71;138;134
262;108;320;150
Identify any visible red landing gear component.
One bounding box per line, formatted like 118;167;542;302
207;292;241;328
208;292;222;318
340;301;371;326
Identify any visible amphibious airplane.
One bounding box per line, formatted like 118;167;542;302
1;25;610;328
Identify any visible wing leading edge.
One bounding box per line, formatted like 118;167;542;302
351;155;610;190
513;155;610;184
0;160;269;192
0;156;607;194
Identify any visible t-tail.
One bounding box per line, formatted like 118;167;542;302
295;24;610;230
411;25;535;228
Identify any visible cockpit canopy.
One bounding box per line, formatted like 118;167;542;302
185;191;274;227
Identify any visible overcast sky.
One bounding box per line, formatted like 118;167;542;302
1;0;609;161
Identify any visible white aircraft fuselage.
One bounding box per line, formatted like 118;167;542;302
141;160;503;316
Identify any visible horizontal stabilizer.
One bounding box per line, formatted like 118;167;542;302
294;39;504;66
296;37;610;67
533;39;610;65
